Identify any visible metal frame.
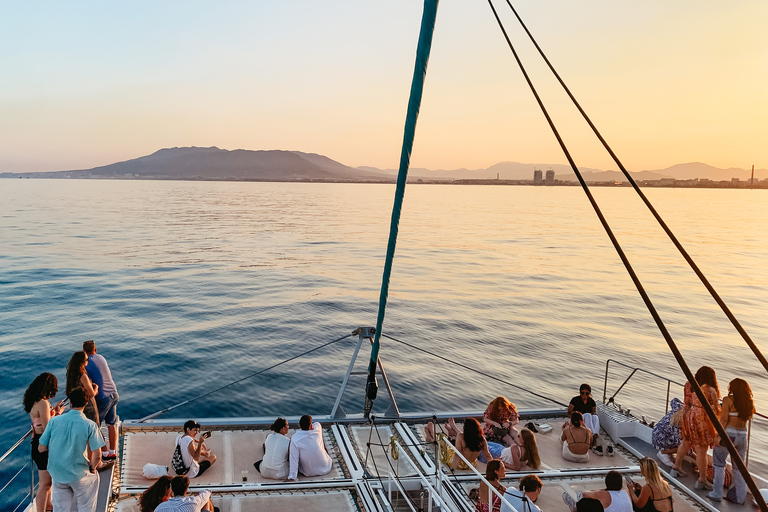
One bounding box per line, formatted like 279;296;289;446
603;359;685;415
330;327;401;420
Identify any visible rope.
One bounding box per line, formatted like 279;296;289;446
367;0;440;413
487;2;767;509
383;333;566;407
501;0;768;377
366;419;422;511
432;420;477;505
138;332;355;422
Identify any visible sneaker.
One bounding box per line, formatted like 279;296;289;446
706;492;722;502
102;453;117;461
606;445;615;456
562;491;578;512
694;480;713;490
592;445;604;456
656;450;673;467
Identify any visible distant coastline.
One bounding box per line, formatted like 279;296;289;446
5;175;766;189
1;146;765;189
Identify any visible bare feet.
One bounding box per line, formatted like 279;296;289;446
425;422;436;443
444;417;460;438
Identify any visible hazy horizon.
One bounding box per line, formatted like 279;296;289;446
1;1;766;174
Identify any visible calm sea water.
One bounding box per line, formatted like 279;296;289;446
1;180;766;505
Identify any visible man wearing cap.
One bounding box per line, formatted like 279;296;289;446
83;340;119;460
177;420;217;478
38;387;106;512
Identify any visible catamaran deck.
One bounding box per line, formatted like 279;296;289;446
108;408;745;512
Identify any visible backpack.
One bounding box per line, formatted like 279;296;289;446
172;440;189;475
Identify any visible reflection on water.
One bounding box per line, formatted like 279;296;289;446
0;180;766;494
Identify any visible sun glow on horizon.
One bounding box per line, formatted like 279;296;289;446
0;1;765;174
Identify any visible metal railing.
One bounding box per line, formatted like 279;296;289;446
435;433;519;512
0;428;35;512
603;359;685;416
603;358;768;469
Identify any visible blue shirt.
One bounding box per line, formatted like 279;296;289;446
39;409;105;484
500;489;542;512
85;353;117;400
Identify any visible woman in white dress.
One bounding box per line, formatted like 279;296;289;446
256;418;291;479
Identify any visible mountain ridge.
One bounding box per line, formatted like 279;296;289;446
1;147;765;182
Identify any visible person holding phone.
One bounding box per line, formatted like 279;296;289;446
177;420;217;478
24;373;66;512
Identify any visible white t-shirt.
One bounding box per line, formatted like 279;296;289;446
261;432;291;479
177;435;201;478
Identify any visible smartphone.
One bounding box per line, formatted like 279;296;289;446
202;431;212;438
625;475;635;488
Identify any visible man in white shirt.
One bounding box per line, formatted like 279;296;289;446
501;474;544;512
154;476;216;512
287;415;333;481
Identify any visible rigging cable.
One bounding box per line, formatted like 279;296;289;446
138;332;355;422
485;1;767;509
366;0;440;419
501;0;768;376
382;333;566;407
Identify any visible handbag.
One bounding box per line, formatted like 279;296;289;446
492;426;509;439
171;441;189;475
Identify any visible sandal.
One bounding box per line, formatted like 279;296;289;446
670;467;688;478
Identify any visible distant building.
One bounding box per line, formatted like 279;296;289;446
533;169;543;185
545;169;555;185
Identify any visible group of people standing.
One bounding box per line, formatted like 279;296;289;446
662;366;755;504
23;340;119;512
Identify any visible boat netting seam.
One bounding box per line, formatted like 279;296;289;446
486;1;766;509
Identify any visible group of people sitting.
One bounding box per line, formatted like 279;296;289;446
562;462;673;512
169;414;333;486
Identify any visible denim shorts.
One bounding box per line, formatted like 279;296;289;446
96;391;119;425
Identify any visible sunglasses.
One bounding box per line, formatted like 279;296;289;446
580;391;590;395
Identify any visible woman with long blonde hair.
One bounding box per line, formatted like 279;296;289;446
708;378;755;504
627;457;673;512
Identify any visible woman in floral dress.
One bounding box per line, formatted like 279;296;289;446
671;366;720;490
483;396;519;446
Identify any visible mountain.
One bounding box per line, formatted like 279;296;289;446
0;147;391;182
2;149;764;183
643;162;767;181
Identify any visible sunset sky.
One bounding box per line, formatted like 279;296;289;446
1;0;765;173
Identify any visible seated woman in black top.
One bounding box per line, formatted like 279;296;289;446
568;383;600;445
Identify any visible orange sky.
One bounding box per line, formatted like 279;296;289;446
1;1;765;173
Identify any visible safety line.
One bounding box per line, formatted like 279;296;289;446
486;2;767;509
138;332;355;422
501;0;768;377
383;333;566;407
